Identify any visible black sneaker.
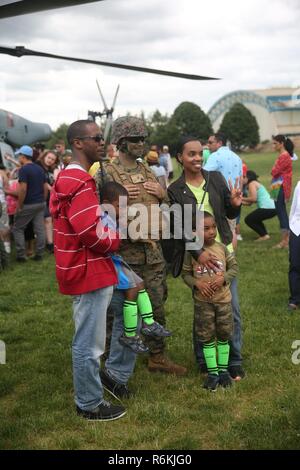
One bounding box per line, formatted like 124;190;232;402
16;257;27;263
141;321;172;337
203;374;219;392
76;400;126;421
228;365;245;381
218;370;233;388
119;334;149;354
32;255;43;261
100;369;132;400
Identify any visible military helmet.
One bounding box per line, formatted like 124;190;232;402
111;116;148;144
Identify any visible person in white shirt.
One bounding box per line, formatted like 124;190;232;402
288;181;300;311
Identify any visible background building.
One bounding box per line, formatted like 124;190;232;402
208;87;300;143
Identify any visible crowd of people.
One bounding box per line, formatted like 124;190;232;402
0;117;299;421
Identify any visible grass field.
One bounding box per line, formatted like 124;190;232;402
1;151;300;450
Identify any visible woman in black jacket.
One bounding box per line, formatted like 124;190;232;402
167;136;244;381
167;136;241;275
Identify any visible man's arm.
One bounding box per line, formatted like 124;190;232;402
17;182;27;210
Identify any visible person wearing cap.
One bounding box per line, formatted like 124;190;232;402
12;145;48;262
242;170;277;241
146;150;167;190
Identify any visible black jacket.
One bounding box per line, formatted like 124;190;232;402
166;169;240;277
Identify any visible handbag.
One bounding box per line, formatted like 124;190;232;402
270;177;283;201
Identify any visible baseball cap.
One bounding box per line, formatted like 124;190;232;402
15;145;33;158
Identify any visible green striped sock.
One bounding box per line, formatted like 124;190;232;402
203;341;218;375
217;340;230;372
137;289;154;326
123;300;138;337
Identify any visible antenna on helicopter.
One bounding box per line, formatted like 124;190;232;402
87;81;120;143
96;80;120;143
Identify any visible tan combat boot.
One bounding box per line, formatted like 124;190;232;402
148;353;187;376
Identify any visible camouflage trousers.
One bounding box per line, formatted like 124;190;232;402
104;261;168;357
194;300;233;343
132;262;168;354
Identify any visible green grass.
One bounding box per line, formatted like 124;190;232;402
1;151;300;449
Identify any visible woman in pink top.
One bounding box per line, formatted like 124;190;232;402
271;134;293;248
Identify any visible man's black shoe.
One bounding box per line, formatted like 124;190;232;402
16;257;27;263
228;365;245;381
32;255;43;261
100;369;132;400
76;400;126;421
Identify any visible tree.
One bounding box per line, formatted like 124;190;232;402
218;103;259;150
44;123;70;149
167;101;213;154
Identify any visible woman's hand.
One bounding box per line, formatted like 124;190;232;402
197;251;220;274
229;176;243;207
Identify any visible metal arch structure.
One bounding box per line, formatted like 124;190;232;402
208;90;269;125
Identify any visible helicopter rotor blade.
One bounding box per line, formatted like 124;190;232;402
96;79;108;112
0;1;103;19
0;46;220;81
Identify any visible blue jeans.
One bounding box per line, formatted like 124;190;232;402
193;277;243;367
289;231;300;305
275;186;289;231
105;289;137;384
72;286;113;411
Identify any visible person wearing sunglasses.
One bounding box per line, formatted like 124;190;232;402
94;116;187;379
50;120;135;421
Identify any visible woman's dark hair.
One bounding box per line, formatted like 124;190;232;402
176;135;200;164
273;134;294;158
246;170;259;183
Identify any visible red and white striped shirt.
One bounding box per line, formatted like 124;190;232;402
50;164;120;295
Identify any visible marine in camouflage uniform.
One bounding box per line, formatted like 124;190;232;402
95;116;186;376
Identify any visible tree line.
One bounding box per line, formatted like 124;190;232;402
46;102;260;154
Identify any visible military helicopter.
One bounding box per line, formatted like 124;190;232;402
0;0;219;168
0;109;52;170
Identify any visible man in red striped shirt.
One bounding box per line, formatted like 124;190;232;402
50;120;130;421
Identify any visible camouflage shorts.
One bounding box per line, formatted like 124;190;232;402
194;301;233;343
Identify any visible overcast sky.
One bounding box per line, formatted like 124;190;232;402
0;0;300;131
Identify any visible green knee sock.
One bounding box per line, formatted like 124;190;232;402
137;289;154;325
217;340;230;372
203;341;218;375
123;300;138;337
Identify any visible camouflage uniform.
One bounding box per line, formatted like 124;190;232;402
97;116;187;375
95;157;168;354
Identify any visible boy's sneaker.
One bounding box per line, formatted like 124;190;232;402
100;369;132;400
119;334;149;354
203;374;219;392
141;321;172;337
218;370;233;388
76;400;126;421
228;365;245;381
